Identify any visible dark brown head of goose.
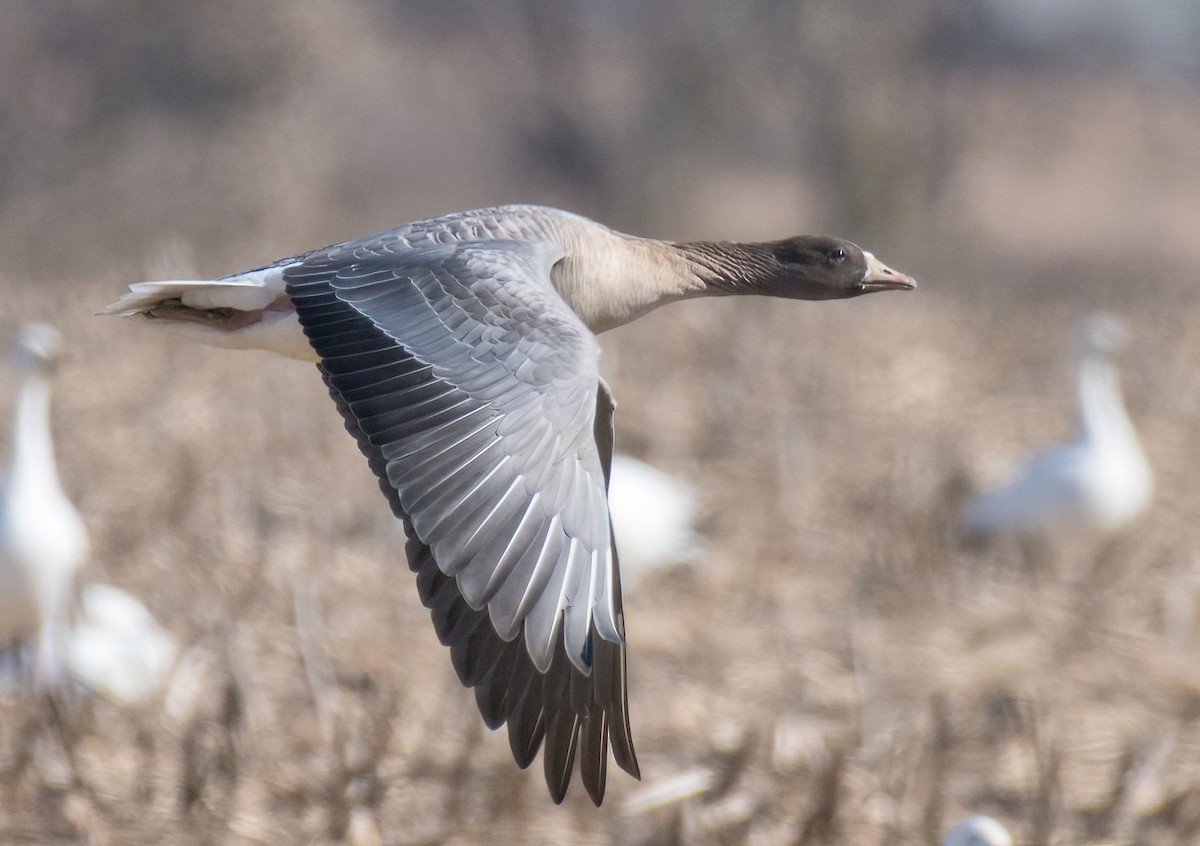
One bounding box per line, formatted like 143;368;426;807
679;234;914;301
764;236;915;300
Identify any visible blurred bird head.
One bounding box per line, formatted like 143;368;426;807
11;323;63;374
1076;314;1128;357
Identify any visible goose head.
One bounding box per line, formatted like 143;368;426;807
757;236;915;300
11;323;64;375
1076;313;1128;357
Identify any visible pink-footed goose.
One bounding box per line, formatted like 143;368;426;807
106;204;914;804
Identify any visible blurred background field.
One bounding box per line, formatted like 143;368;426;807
3;1;1200;843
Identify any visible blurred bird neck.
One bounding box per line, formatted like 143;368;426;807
7;373;61;494
1075;355;1135;447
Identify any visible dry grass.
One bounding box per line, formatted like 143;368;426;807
3;271;1200;845
2;5;1200;843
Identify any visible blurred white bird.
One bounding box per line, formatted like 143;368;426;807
0;324;88;688
962;315;1152;541
66;582;177;704
607;454;703;588
942;815;1014;846
0;324;175;704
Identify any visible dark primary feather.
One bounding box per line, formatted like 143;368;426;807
286;228;638;804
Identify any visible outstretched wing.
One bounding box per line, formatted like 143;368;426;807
285;234;638;804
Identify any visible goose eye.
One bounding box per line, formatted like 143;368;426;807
830;248;846;262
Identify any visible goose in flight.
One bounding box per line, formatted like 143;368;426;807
106;204;915;803
0;324;89;689
962;314;1152;541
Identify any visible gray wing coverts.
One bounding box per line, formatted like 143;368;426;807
285;232;639;804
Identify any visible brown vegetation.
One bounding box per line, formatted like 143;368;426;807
3;2;1200;843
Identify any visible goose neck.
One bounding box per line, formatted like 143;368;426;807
7;372;60;490
554;233;714;333
1075;353;1134;444
672;240;779;296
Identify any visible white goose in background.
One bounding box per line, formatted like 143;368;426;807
607;455;703;588
941;816;1014;846
0;323;176;703
0;324;88;688
67;582;177;704
962;315;1152;541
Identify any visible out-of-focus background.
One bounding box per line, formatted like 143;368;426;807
3;1;1200;843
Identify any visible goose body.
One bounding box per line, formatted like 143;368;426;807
106;204;914;803
66;583;177;704
0;325;88;687
963;315;1152;540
